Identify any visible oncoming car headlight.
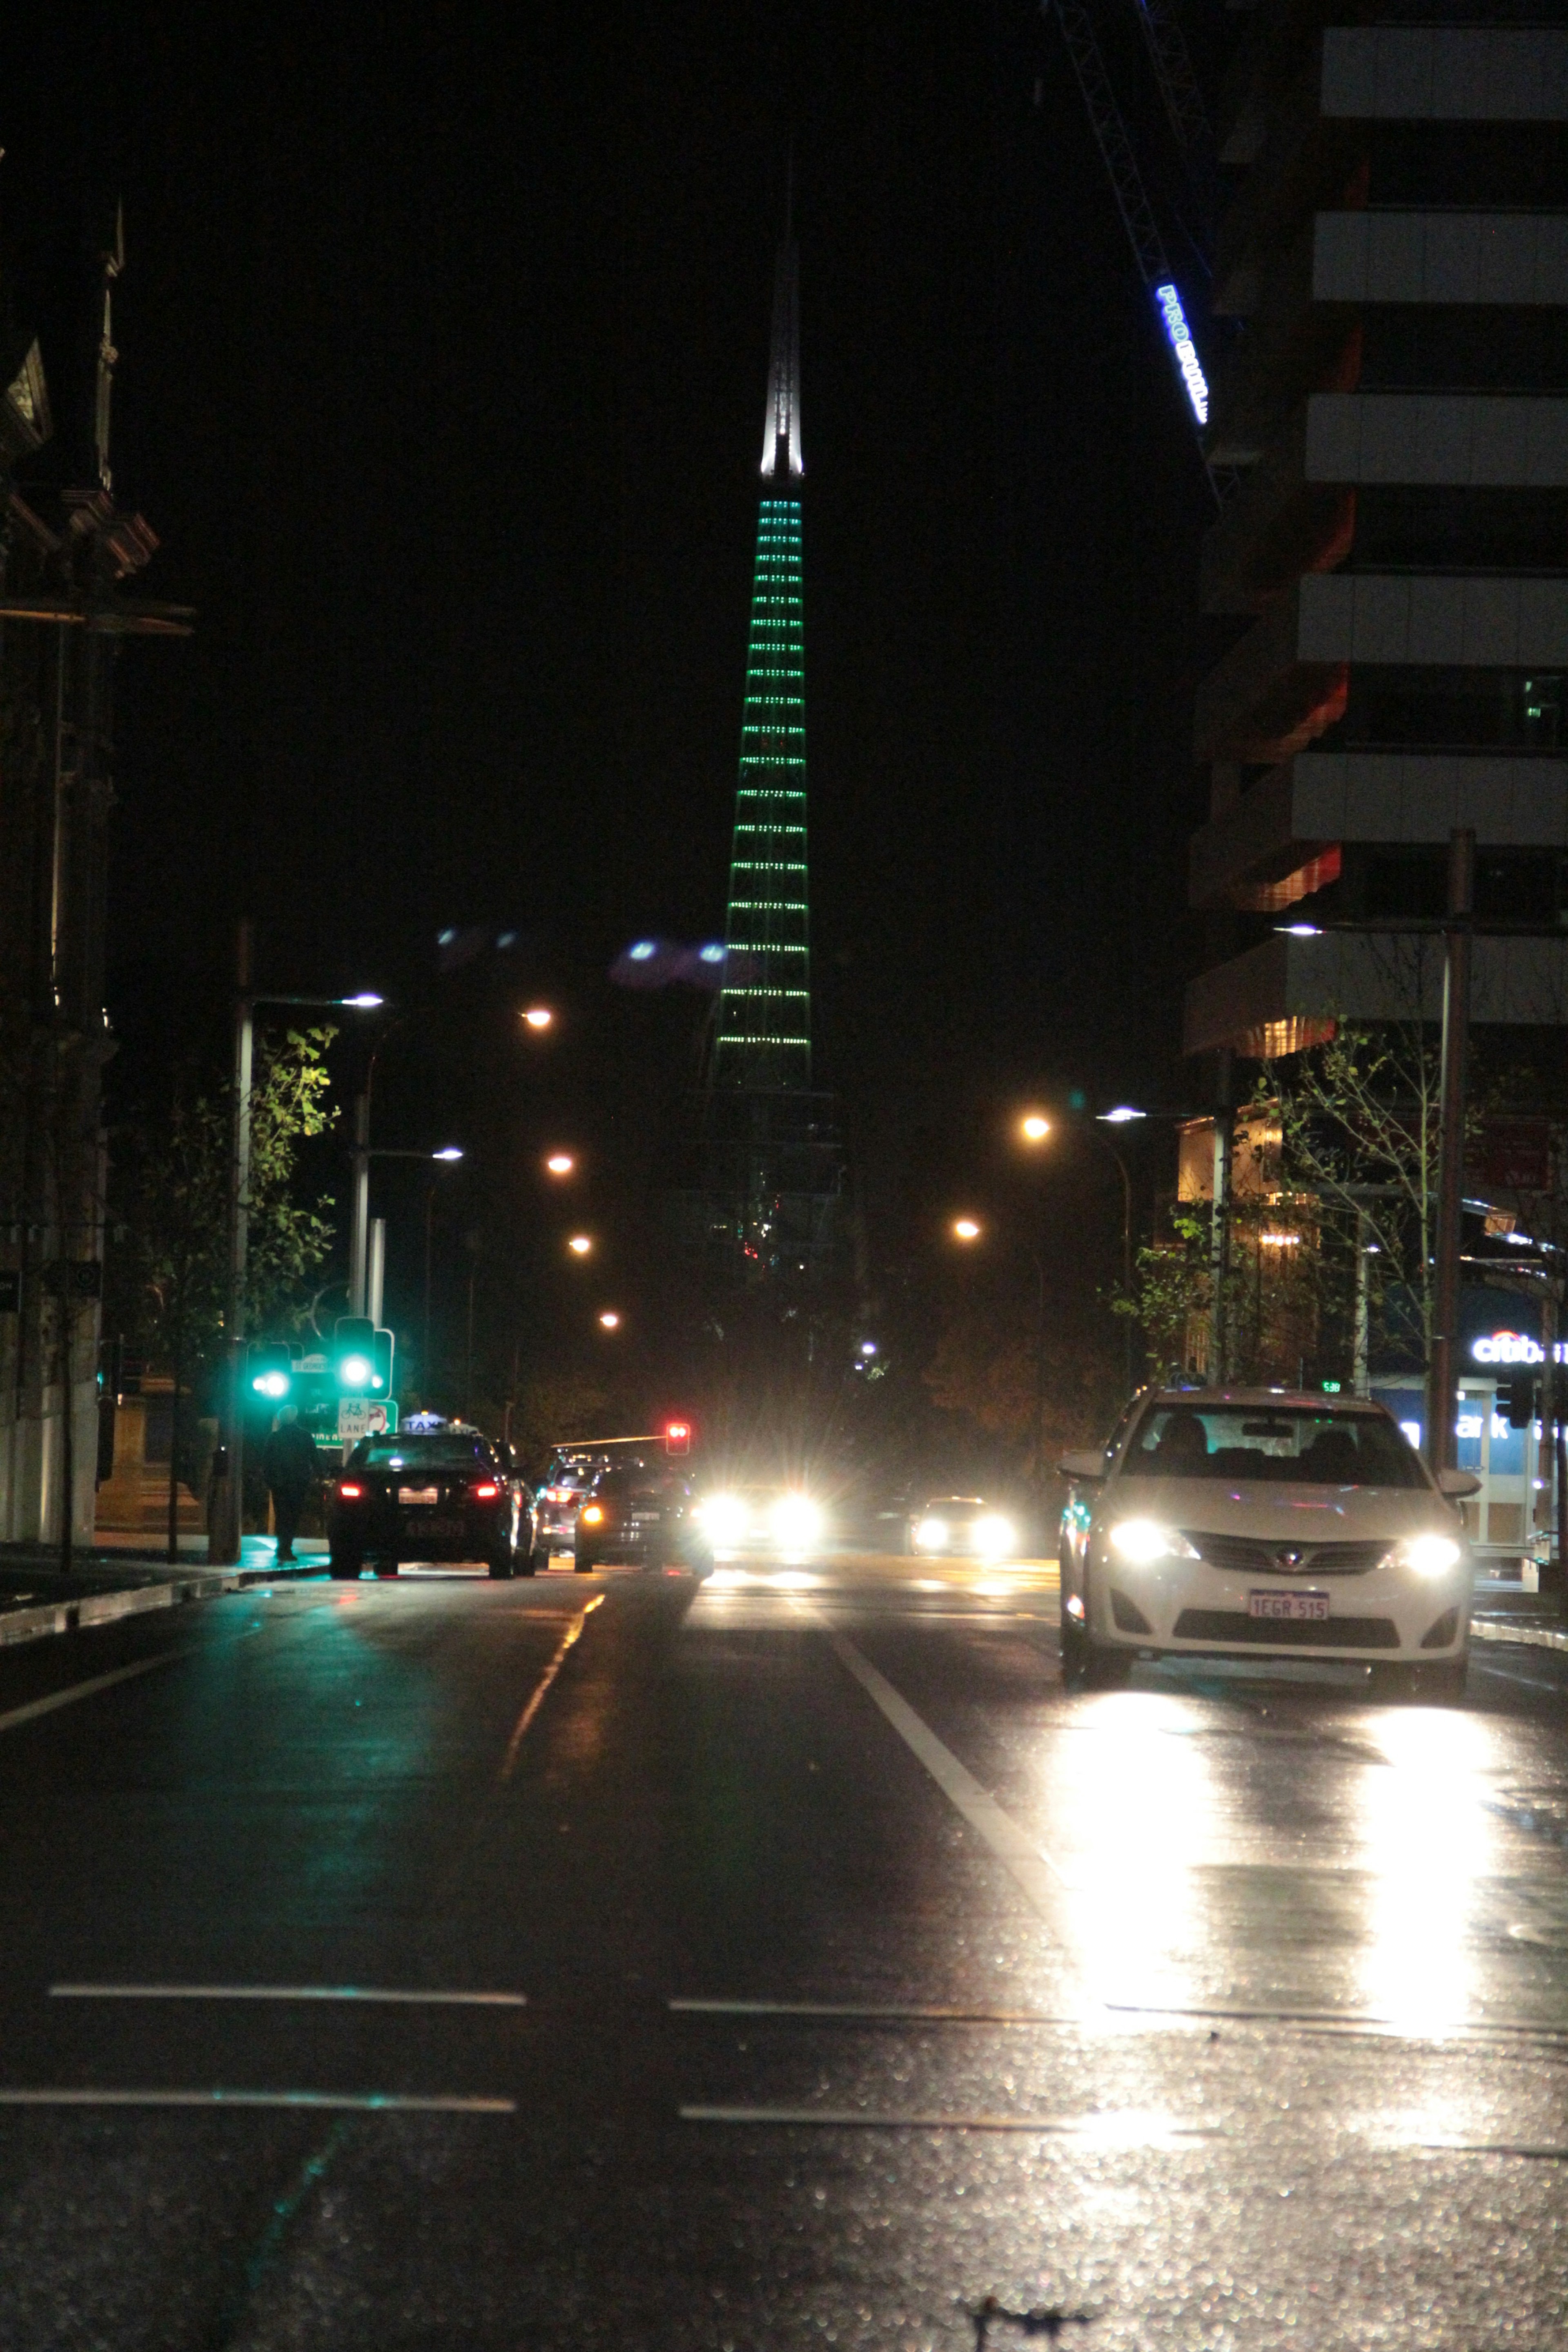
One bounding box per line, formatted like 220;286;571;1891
1395;1532;1463;1577
772;1493;822;1548
973;1513;1013;1558
700;1494;751;1544
915;1516;949;1552
1107;1519;1200;1566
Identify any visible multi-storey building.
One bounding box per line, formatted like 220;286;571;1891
1187;7;1568;1060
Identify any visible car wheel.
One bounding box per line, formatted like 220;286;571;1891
575;1550;598;1574
1368;1661;1419;1701
529;1546;549;1575
519;1551;539;1577
488;1548;515;1580
1419;1659;1468;1704
375;1564;399;1579
1059;1606;1088;1684
329;1549;361;1581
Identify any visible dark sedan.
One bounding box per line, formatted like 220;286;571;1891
328;1428;532;1580
573;1464;712;1573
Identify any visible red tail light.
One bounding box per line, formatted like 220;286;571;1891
472;1482;500;1501
339;1482;363;1500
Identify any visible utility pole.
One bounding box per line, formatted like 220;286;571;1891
1208;1050;1233;1385
349;1094;371;1318
368;1217;386;1331
211;917;254;1564
1425;829;1474;1474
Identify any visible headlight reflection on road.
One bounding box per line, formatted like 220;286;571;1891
1358;1706;1497;2036
1037;1689;1212;2009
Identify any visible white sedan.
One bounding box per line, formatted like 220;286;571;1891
1058;1390;1479;1699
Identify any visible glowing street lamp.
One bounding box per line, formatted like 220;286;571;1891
1100;1105;1146;1125
952;1217;982;1243
523;1005;554;1031
1020;1112;1050;1143
598;1310;621;1330
568;1234;593;1257
546;1152;575;1176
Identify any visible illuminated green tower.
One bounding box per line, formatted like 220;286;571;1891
713;234;811;1088
686;224;846;1288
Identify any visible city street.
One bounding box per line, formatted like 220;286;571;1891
0;1559;1565;2346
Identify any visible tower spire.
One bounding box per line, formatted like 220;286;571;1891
759;205;802;482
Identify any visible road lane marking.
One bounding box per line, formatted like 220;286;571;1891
499;1594;604;1779
822;1629;1081;1951
0;1648;191;1736
0;2089;514;2112
679;2105;1214;2141
51;1984;527;2007
670;1999;1078;2022
1414;2138;1568;2162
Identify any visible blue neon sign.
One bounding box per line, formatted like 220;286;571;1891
1154;283;1209;426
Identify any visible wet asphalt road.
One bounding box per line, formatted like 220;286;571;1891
0;1557;1566;2349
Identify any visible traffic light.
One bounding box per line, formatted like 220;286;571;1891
247;1340;295;1404
334;1317;376;1394
664;1419;692;1457
1499;1373;1537;1431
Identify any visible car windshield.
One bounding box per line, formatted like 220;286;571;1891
354;1437;496;1471
596;1471;688;1501
925;1499;986;1519
1122;1404;1427;1488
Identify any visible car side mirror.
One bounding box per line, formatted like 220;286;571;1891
1437;1467;1482;1499
1058;1449;1108;1484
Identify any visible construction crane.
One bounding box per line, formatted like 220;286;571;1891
1046;0;1227;505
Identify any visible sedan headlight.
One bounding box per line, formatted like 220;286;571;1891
701;1494;751;1544
1108;1519;1200;1565
772;1493;822;1548
1394;1532;1463;1578
914;1516;949;1552
973;1513;1013;1559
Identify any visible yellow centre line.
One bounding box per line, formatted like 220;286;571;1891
499;1596;604;1780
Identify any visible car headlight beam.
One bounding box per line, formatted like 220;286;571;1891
701;1494;751;1544
772;1493;822;1548
973;1514;1013;1558
915;1516;949;1552
1397;1532;1463;1577
1108;1519;1200;1566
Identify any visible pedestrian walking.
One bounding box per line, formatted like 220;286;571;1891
262;1405;319;1562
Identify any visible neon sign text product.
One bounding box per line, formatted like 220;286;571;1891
1154;283;1209;425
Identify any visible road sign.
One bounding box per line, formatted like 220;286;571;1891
337;1399;398;1444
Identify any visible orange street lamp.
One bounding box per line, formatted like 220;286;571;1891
523;1006;554;1031
1020;1112;1051;1143
568;1234;593;1256
952;1217;982;1243
598;1310;621;1330
546;1152;575;1176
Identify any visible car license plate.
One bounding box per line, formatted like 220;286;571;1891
399;1486;440;1506
1248;1589;1330;1621
410;1517;462;1538
630;1512;661;1524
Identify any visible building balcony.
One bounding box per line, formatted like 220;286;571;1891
1195;572;1568;763
1220;20;1568;173
1190;751;1568;913
1313;209;1568;309
1203;394;1568;614
1185;929;1568;1060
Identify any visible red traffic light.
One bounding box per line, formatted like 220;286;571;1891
664;1419;692;1457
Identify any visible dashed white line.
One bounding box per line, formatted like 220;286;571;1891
50;1984;526;2007
0;2088;514;2113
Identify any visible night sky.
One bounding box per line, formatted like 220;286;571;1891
4;3;1233;1418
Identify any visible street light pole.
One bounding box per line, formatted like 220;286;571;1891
350;1092;371;1317
212;918;254;1566
1425;829;1474;1474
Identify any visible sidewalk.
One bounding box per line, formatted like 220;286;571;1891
1469;1573;1568;1657
0;1537;326;1651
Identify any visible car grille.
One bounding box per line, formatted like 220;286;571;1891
1182;1532;1390;1578
1171;1609;1400;1650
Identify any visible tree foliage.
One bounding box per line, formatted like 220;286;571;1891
116;1027;340;1390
